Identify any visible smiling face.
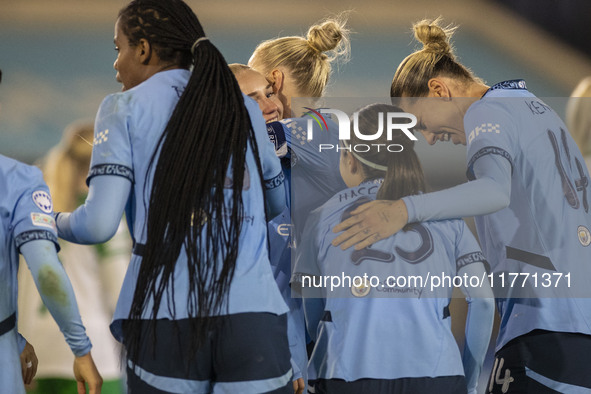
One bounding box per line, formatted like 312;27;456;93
235;68;283;122
403;96;467;146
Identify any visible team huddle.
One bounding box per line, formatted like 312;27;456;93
2;0;591;393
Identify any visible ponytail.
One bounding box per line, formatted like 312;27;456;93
120;0;266;361
390;17;479;97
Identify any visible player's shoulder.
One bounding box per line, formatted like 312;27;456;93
0;155;43;181
0;156;47;206
420;217;467;238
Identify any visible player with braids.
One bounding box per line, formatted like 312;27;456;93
333;18;591;393
55;1;293;392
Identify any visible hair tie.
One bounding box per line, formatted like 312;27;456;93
342;140;388;172
191;37;209;55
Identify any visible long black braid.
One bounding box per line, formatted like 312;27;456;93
119;0;267;362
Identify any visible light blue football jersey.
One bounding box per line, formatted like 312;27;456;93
0;155;91;392
85;69;288;341
276;116;346;242
294;180;488;381
266;115;345;382
465;80;591;350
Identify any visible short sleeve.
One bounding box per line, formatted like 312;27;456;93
87;94;134;184
244;95;285;190
11;164;59;252
454;221;489;274
464;100;516;181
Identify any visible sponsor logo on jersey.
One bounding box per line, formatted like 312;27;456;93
467;123;500;145
94;129;109;145
32;190;52;213
30;212;56;230
578;225;591;247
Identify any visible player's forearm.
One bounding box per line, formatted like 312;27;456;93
56;176;131;244
21;240;92;357
404;154;511;222
463;297;495;394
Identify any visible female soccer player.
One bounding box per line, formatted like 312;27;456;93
238;20;350;392
248;16;350;118
54;1;292;392
19;121;128;394
248;17;351;221
295;103;494;394
0;70;102;394
333;18;591;393
229;64;283;123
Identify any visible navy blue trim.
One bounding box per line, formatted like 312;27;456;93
506;246;556;271
484;80;527;97
456;251;489;273
86;163;134;185
466;146;514;181
0;313;16;337
321;311;332;322
123;313;291;383
133;242;146;257
443;305;451;319
264;171;285;190
267;122;287;152
15;230;59;252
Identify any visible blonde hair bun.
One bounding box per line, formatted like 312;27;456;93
413;17;456;56
307;20;343;52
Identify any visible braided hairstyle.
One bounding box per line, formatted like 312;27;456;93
118;0;266;361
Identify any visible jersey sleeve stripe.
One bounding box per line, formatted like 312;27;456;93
14;230;59;252
264;171;285;190
86;164;134;185
466;146;514;181
456;251;490;273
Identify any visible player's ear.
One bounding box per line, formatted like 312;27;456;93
268;69;284;93
137;38;152;65
427;78;451;98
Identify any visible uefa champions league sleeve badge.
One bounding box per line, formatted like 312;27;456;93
32;190;53;214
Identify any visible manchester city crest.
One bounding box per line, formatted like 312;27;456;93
351;278;371;297
578;225;591;247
